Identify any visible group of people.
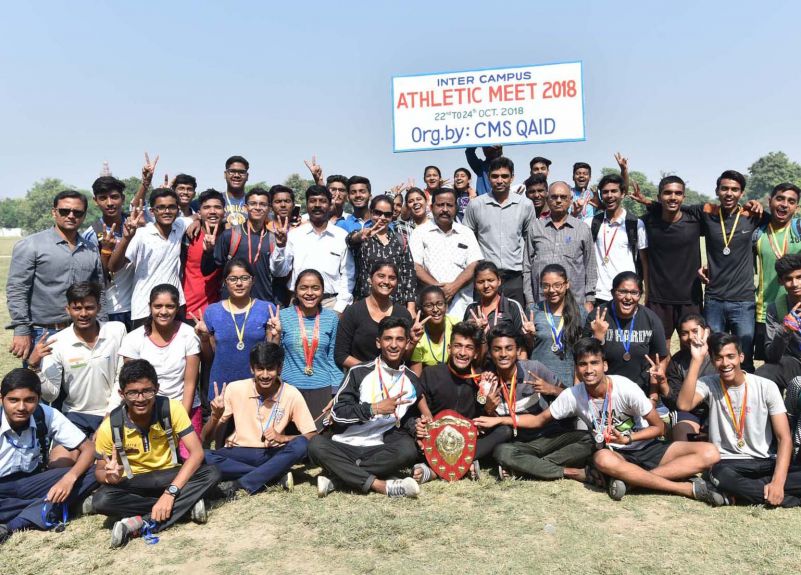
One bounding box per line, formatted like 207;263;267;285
4;146;801;548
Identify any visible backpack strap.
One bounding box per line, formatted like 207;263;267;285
590;213;604;242
109;406;134;480
156;396;180;466
33;406;50;471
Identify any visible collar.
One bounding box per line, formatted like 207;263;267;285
604;208;627;225
544;215;574;228
302;221;334;237
248;379;283;402
145;222;178;238
122;403;159;432
63;321;106;348
377;357;405;376
485;192;521;207
49;226;87;247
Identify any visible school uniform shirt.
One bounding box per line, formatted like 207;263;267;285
84;220;135;314
0;405;86;478
125;219;187;320
411;316;457;367
420;363;483;419
218;379;316;448
696;373;786;460
583;210;647;302
753;218;801;323
118;323;201;409
549;375;653;451
39;321;127;417
330;359;420;447
584;304;668;392
95;400;193;475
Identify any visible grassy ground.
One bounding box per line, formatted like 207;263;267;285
1;236;798;575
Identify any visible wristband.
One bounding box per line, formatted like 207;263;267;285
100;249;113;256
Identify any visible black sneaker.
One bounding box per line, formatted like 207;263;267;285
691;477;730;506
607;479;627;501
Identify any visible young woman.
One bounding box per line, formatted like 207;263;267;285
392;192;404;222
266;269;340;426
585;271;668;394
118;284;201;457
334;261;413;369
423;165;443;201
410;286;458;376
464;261;528;338
528;264;587;385
195;258;276;400
396;187;430;247
347;194;416;310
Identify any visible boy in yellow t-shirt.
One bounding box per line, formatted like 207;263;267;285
93;359;221;548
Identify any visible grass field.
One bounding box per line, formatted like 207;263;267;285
1;236;799;575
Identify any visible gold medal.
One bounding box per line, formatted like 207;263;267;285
304;366;314;376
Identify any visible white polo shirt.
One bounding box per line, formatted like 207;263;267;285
409;221;483;317
0;405;85;478
125;219;187;320
40;321;127;417
584;209;647;301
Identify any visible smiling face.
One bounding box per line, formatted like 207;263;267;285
271;191;293;220
149;292;179;328
200;198;225;229
406;191;427;219
573;168;590;189
431;191;456;228
489;167;513;196
328;181;348;210
716;178;743;212
449;333;478;371
526;183;547;209
225;162;249;192
424;168;441;190
575;352;607;389
53;197;87;234
659;183;685;216
600;182;624;212
66;296;99;331
246;193;270;225
348;183;370;210
306;194;331;225
295;272;323;310
540;271;569;307
453;170;470;191
678;318;704;351
370;265;398;298
613;279;641;318
120;378;157;418
252;364;281;396
781;268;801;301
94;191;124;220
530;162;549;177
151;195;179;226
377;326;409;365
770;189;799;226
421;290;446;325
2;387;39;429
475;269;501;302
392;194;403;220
489;336;519;373
712;343;744;384
370;198;393;229
225;265;253;299
174;183;196;208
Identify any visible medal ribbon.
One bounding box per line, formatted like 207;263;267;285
719;206;742;253
480;296;503;331
767;223;790;259
246;221;267;264
544;302;565;352
601;219;620;263
588;378;614;443
722;380;748;447
228;298;253;351
498;369;518;432
376;359;406;424
447;364;483;387
610;304;637;358
256;382;285;436
296;306;320;375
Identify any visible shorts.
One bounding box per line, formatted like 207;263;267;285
676;411;702;425
65;412;104;437
618;440;670;471
646;301;701;339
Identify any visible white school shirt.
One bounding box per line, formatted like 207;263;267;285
269;222;355;313
583;209;647;301
118;323;201;408
409;221;483;318
40;321;127;417
125;219;187;320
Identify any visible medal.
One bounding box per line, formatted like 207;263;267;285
594;432;605;444
737;439;745;448
610;304;637;364
722;377;748;450
544;302;564;355
256;382;285;442
236;342;245;351
722;247;731;256
477;394;487;405
376;360;406;426
589;377;613;447
228;298;253;354
766;223;790;259
297;306;321;377
601;218;619;266
719;205;741;258
603;256;610;264
551;343;560;353
304;366;314;376
623;352;631;361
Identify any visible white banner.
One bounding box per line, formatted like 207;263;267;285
392;62;585;152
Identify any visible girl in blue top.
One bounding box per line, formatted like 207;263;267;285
266;269;340;429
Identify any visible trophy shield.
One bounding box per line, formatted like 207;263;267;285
421;409;477;482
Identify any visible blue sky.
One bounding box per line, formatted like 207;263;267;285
2;0;800;199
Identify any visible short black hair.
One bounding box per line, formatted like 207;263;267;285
92;176;126;197
245;187;271;203
775;253;801;280
226;156;249;170
658;175;686;193
1;368;42;397
431;187;456;203
573;337;606;365
450;321;482;348
149;188;178;207
269;185;295;203
53;190;89;210
573;162;591;175
716;170;746;191
377;316;409;338
306;184;332;203
348;175;372;193
708;332;742;357
249;341;285;370
198;189;225;206
326;175;348;187
418;285;446;312
488;156;514;174
66;281;101;305
172;174;197;190
486;323;522;350
525;174;548;187
223;256;255;279
598;173;624;191
529;156;552;169
771;182;801;199
119;359;159;390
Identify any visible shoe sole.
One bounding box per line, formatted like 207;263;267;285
283;472;294;492
110;522;127;548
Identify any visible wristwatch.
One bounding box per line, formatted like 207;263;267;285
165;484;181;498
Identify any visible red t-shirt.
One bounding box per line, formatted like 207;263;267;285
183;232;222;317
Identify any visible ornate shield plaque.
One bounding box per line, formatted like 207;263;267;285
421;409;477;482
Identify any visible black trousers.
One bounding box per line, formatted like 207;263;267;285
709;458;801;507
754;356;801;394
92;465;221;532
299;387;333;432
308;431;418;493
498;271;525;309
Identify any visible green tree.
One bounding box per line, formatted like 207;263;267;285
283;173;314;212
745;151;801;202
245;181;270;194
0;197;23;228
600;168;712;216
16;179;94;234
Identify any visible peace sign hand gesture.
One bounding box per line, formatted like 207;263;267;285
210;381;227;421
189;311;209;339
630;181;648;206
614;152;629;173
521;309;537;336
783;302;801;334
570;194;588;217
202;221;218;252
27;330;53;369
409;311;431;344
273;216;290;248
590;306;609;341
689;327;710;362
266;305;282;340
123;202;146;239
99;223;117;252
526;370;560;397
104;449;123;485
142;152;159;184
468;308;489;332
645;353;666;385
303;155;324;185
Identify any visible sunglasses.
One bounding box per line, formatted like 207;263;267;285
372;209;393;219
56;208;86;218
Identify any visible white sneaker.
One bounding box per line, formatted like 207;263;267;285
317;475;335;498
386;477;420;498
110;516;144;548
81;495;95;516
280;471;294;492
190;499;208;524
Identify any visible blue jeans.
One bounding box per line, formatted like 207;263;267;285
703;297;755;371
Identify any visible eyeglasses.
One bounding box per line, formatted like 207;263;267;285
152;205;179;213
422;301;446;310
615;289;641;298
372;209;393;219
124;389;157;400
541;282;566;291
56;208;86;218
226;169;248;176
226;275;253;284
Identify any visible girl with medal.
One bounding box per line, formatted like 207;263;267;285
529;264;587;387
196;258;275;403
267;269;340;429
410;286;457;376
586;271;668;394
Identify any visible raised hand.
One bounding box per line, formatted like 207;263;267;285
630;181;648;205
303;155;324;185
189;311;209;339
123;202;146;238
614;152;628;173
645;354;666;385
142;152;159;184
590;306;609;341
521;310;537;336
409;311;431;344
273;216;290;248
468;308;489;332
27;330;53;369
99;223;117;253
440;177;452;188
210;382;227;420
390;182;408;198
202;221;218;252
570;194;588;217
372;391;412;416
526;370;560;396
689;326;710;362
783;302;801;333
266;304;282;340
104;449;123;485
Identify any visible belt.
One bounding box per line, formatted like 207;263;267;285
34;321;71;331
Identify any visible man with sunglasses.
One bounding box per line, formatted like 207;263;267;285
7;191;106;364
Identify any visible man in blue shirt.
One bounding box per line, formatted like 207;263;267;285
337;176;372;233
465;146;503;196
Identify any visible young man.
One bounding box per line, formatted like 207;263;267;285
209;187;275;302
757;253;801;391
337;176;372;233
171;174;198;218
679;332;801;507
465;145;503;196
203;342;316;494
453;167;475;222
753;183;801;360
476;338;720;500
523;181;597;310
308;317;421;498
93;359;221;547
183;189;225;320
108;188;187;327
412;322;510;482
585;173;648;306
29;282;126;457
7;190;106;363
524;174;549;218
463;156;534;307
529;156;551;178
271;185;355;313
222;155;250;228
0;369;97;542
571;162;596;218
640;176;704;349
410;188;483;318
326;175;349;225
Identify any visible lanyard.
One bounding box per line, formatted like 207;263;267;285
246;222;267;264
544;302;564;353
257;382;285;437
228;299;253;351
601;218;619;264
296;306;321;375
41;502;69;532
480;296;503;331
722;379;748;448
6;428;35;450
447;364;483;388
425;322;448;364
498;368;518;435
610;304;637;359
767;223;790;259
588;378;614;443
719;206;741;255
376;359;405;425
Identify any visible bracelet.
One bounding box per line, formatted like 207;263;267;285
100;249;113;256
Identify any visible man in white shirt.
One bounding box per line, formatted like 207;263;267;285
27;282;126;464
410;188;483;318
679;331;801;507
270;186;355;314
107;188;187;327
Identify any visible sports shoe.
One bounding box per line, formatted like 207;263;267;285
217;480;239;500
471;460;481;481
497;465;511;481
81;495;95;516
280;471;294;492
110;516;144;548
386;477;420;498
607;479;627;501
190;499;208;524
691;477;730;506
317;475;335;498
413;462;435;484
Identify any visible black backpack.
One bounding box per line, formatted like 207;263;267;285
33;405;51;471
590;212;643;278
